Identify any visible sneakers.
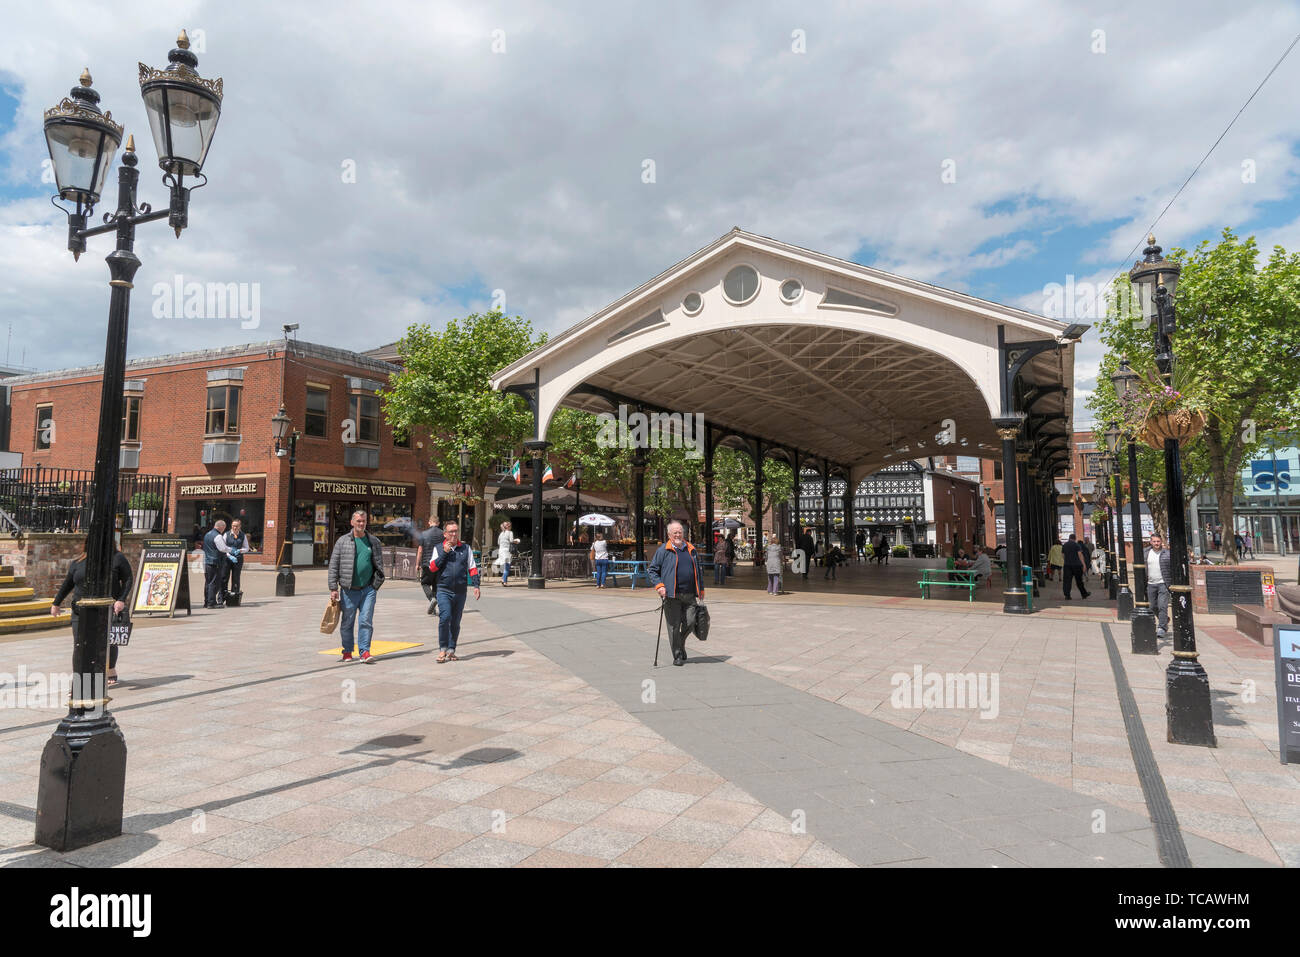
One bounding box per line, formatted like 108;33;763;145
340;652;353;662
427;596;439;616
360;651;374;663
1156;628;1168;638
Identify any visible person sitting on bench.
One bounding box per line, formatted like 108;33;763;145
966;544;992;583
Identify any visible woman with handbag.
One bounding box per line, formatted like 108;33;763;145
591;532;611;588
50;536;134;687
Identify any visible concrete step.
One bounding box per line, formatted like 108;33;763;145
0;599;55;618
0;565;13;576
0;587;36;603
0;575;20;586
0;611;70;634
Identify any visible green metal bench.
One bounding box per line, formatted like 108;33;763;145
918;568;978;601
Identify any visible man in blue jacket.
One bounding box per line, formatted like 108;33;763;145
202;518;228;609
428;520;481;663
648;521;705;666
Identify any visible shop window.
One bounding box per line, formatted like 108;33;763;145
35;404;53;450
305;386;329;438
393;428;410;449
206;385;241;436
122;395;141;442
349;394;379;444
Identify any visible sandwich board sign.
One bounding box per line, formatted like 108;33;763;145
1274;624;1300;764
132;538;193;617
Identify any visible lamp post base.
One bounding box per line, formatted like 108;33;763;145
1108;576;1118;601
1002;590;1030;614
1166;658;1217;747
1117;586;1133;621
275;566;296;597
1130;610;1158;655
35;712;127;852
528;574;545;590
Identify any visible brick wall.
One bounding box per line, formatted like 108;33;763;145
0;533;155;598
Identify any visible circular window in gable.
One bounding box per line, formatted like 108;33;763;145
722;264;760;305
780;279;803;304
682;292;703;315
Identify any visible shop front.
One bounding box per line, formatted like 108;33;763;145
175;475;267;552
293;477;417;565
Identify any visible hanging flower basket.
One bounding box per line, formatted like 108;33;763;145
1139;409;1206;450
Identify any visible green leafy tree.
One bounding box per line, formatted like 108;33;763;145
380;310;546;548
1089;229;1300;563
712;447;794;541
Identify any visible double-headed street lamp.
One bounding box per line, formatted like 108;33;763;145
1112;358;1158;654
1130;235;1215;747
1104;421;1133;620
458;444;471;537
36;31;223;851
272;406;299;597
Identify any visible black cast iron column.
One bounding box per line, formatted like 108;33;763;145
791;449;800;544
994;418;1028;613
633;445;646;564
703;425;715;560
753;441;764;558
1109;469;1122;601
35;150;140;851
1128;436;1157;653
1114;459;1133;619
525;439;548;588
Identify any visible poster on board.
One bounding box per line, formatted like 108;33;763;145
132;538;192;618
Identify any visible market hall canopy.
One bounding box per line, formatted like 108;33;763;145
491;228;1078;484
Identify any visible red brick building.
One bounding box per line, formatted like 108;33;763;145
3;339;432;566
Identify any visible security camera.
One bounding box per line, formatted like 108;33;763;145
283;323;299;334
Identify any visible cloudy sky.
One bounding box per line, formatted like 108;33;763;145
3;0;1299;428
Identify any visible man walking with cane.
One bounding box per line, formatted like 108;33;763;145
648;521;704;667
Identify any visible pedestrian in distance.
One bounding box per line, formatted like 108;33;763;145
966;544;992;585
1145;532;1172;638
711;529;729;587
855;529;866;561
415;515;444;613
428;520;481;663
328;509;386;663
648;521;704;665
50;536;133;688
221;518;252;602
1080;537;1094;581
592;532;612;588
1244;530;1254;559
798;527;815;579
201;518;228;608
1047;540;1064;581
765;537;784;594
497;520;517;586
876;533;889;565
1061;534;1090;600
824;543;844;580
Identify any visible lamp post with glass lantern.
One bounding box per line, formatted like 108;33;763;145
1103;453;1120;600
1130;235;1215;746
1112;358;1158;653
458;444;471;540
36;31;223;851
1105;422;1133;620
572;463;584;546
272;406;299;597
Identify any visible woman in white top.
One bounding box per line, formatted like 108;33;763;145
591;533;611;588
497;521;516;586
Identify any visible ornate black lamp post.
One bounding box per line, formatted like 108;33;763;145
457;443;471;538
272;406;298;597
1130;235;1215;746
1105;422;1133;620
36;31;222;851
572;463;584;545
1112;358;1158;653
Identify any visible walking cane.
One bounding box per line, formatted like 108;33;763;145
652;598;665;667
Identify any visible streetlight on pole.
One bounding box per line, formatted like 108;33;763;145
1105;421;1133;620
1130;235;1215;747
458;443;471;540
572;462;584;546
1112;357;1157;653
272;405;298;597
36;31;223;851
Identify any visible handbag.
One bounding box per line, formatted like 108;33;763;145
320;597;341;635
686;600;710;641
108;611;133;647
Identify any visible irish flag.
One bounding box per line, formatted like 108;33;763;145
542;464;555;483
508;460;521;483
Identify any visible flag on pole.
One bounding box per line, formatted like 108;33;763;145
565;472;576;488
509;460;521;483
542;464;555;483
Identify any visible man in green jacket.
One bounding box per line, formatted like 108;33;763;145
328;510;386;663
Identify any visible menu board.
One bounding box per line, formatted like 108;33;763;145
1276;625;1300;765
132;538;192;618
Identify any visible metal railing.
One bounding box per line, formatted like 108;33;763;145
0;467;171;534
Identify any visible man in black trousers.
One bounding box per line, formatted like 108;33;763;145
1061;533;1090;600
415;514;445;615
202;518;228;609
